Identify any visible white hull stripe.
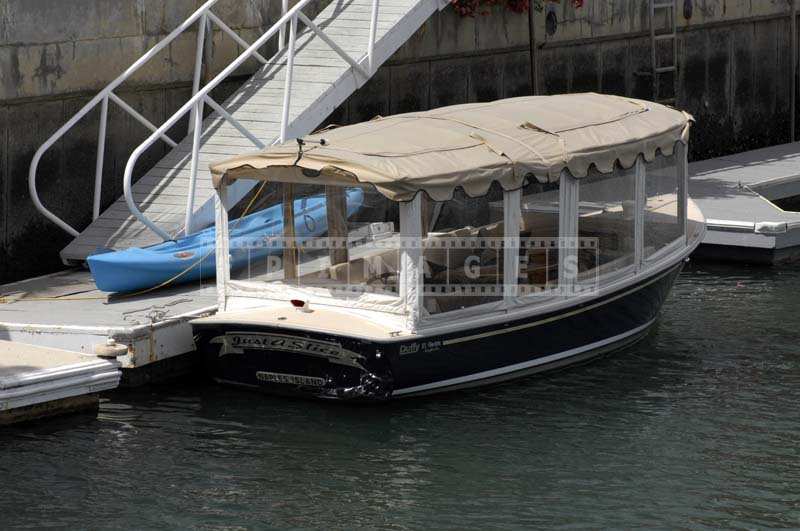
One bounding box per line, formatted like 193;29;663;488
393;318;656;396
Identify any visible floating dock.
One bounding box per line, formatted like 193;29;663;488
690;142;800;264
0;340;120;425
0;270;216;368
0;269;216;423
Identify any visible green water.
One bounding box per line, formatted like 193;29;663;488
1;262;799;529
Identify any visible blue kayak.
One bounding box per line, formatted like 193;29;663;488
88;188;364;293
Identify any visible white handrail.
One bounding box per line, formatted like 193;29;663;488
121;1;310;240
185;101;205;236
280;16;298;143
187;13;208;136
368;0;380;72
108;93;178;148
279;0;289;50
203;96;266;149
93;96;109;220
28;0;222;237
30;0;383;243
297;12;370;79
31;0;382;243
122;0;382;241
206;12;269;65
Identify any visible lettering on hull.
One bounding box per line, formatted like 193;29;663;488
209;331;364;369
256;371;326;387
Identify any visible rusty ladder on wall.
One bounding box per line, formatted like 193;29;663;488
649;0;678;105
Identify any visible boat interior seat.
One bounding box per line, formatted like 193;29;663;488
519;212;558;236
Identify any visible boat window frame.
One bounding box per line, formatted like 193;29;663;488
642;142;688;266
416;144;690;329
214;181;408;316
567;159;641;290
558;170;579;290
213;142;690;329
400;194;424;329
216;184;231;311
505;178;563;305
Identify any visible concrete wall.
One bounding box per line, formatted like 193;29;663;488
335;6;533;126
1;0;799;283
340;0;798;165
531;0;797;161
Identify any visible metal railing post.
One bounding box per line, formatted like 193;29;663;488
185;99;205;236
28;0;220;237
368;0;380;72
279;0;289;51
297;12;369;78
108;92;179;147
124;0;324;242
93;95;109;220
188;13;208;135
280;15;298;143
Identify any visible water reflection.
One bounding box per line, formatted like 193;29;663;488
1;262;799;529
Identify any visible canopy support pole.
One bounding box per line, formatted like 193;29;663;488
503;189;521;303
215;185;231;311
420;193;433;236
282;184;299;281
634;155;646;270
676;142;688;244
326;186;349;266
400;195;423;331
558;170;578;292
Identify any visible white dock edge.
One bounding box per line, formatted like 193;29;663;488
0;341;120;422
0;270;217;371
690;142;800;263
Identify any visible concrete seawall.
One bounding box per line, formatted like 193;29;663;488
1;0;798;282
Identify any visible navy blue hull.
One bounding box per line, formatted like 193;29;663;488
193;263;683;401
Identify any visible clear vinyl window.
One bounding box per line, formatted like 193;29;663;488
422;185;505;315
644;153;683;259
577;165;636;280
517;179;560;294
228;182;401;297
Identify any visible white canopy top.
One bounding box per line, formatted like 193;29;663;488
211;93;693;201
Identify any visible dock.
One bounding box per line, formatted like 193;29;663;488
0;270;216;423
0;270;216;371
0;340;120;425
690;142;800;264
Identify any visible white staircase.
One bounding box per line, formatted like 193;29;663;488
29;0;445;264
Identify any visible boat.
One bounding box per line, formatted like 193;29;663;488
190;93;706;401
87;188;364;292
